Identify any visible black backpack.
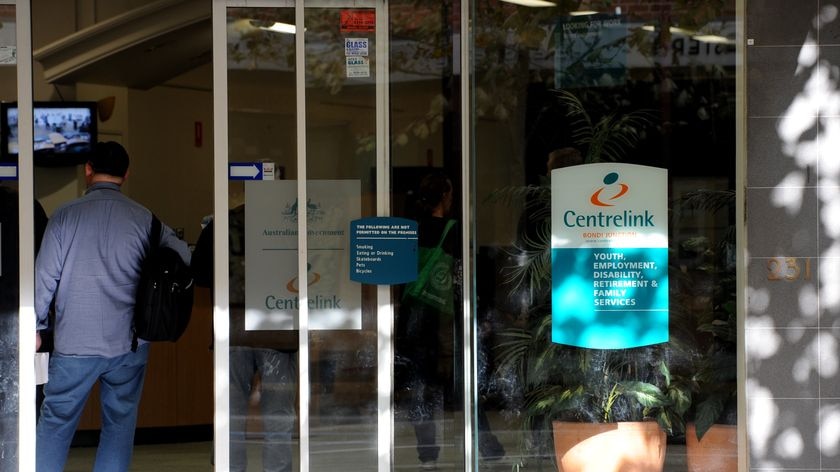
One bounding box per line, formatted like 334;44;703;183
132;215;194;351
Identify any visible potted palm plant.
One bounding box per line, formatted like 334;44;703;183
668;190;738;472
685;305;737;472
490;89;691;471
681;218;737;471
496;317;690;471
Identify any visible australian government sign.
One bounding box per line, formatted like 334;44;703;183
245;180;361;330
551;163;668;349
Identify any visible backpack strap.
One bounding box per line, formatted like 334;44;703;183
150;214;161;249
434;219;456;249
132;214;161;352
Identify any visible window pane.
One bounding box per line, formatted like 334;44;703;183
389;1;467;469
473;2;738;470
304;6;378;470
226;7;300;471
0;5;19;470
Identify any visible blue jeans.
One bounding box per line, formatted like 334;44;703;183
230;347;297;472
36;344;149;472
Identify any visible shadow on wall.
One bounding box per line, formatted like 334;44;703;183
747;3;840;468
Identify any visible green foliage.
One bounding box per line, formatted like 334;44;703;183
690;299;737;440
556;89;655;163
484;89;655;303
496;322;690;435
489;88;702;461
670;190;738;441
484;184;552;299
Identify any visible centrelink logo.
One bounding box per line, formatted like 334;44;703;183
281;198;325;223
590;172;628;207
264;263;342;310
286;263;322;293
562;171;654;228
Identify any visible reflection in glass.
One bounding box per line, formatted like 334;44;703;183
0;6;20;470
225;8;300;471
388;1;470;469
304;6;378;471
0;182;21;469
473;2;737;471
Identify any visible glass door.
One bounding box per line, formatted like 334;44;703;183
303;2;380;470
0;1;20;463
217;4;301;471
215;1;398;470
215;1;470;470
4;2;37;471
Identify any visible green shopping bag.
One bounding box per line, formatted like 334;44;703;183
403;220;456;315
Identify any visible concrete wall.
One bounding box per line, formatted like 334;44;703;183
126;78;213;244
745;0;840;469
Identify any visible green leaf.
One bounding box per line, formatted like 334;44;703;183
694;395;726;440
616;381;667;408
659;361;671;386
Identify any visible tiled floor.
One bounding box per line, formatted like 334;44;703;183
62;416;523;471
65;442;213;472
63;416;689;471
64;441;522;472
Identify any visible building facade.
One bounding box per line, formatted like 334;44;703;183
0;0;834;471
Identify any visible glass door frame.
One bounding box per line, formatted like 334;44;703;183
14;0;37;470
213;1;476;470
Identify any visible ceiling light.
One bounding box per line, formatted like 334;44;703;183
693;34;735;44
641;25;701;36
669;26;695;36
569;10;598;16
259;22;296;34
500;0;557;7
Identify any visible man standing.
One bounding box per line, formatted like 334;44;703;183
34;141;190;472
191;205;298;472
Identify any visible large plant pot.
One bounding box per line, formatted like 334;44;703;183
686;423;737;472
552;421;666;472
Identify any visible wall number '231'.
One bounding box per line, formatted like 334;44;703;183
767;257;811;281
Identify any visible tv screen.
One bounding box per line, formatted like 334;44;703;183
0;101;98;166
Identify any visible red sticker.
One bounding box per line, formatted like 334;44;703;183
340;10;375;33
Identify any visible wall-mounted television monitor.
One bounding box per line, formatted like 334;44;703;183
0;101;98;167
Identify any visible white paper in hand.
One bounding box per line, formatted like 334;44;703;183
34;352;49;385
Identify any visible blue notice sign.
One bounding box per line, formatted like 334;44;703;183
552;247;668;348
350;217;418;285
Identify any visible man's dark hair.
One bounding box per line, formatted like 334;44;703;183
88;141;129;177
416;171;452;217
547;147;582;171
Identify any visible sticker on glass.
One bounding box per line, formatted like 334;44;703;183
346;56;370;78
345;38;369;57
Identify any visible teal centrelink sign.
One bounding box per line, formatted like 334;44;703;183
551;163;668;349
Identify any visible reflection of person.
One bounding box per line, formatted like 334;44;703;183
34;142;190;472
396;172;455;469
545;146;584;173
396;172;504;469
191;204;297;472
0;183;49;315
0;185;48;305
0;184;49;431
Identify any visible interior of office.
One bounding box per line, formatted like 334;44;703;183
6;1;453;468
18;0;216;445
